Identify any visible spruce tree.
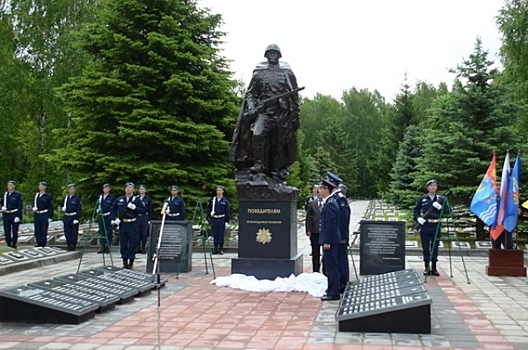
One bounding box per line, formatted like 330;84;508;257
49;0;240;212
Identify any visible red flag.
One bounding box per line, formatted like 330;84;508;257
490;151;510;240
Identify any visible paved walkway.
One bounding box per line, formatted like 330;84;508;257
0;200;527;349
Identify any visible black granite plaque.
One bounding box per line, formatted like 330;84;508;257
96;265;167;288
0;285;99;324
359;220;406;275
29;279;119;312
231;199;303;279
147;220;192;274
336;269;431;334
79;269;154;296
55;273;137;303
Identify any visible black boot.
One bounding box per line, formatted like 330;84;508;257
219;244;224;255
141;243;146;254
212;244;219;254
97;245;105;254
431;261;440;276
423;261;431;276
122;258;128;269
67;244;72;251
136;244;141;253
128;259;134;270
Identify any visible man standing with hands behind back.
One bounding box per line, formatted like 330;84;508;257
305;185;322;272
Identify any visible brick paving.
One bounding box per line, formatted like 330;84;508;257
0;200;527;349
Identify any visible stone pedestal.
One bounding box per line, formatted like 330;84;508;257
231;181;303;279
486;249;527;277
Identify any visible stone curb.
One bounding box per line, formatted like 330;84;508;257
0;251;79;276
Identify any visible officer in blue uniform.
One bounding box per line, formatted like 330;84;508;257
319;178;341;301
414;179;447;276
164;185;185;221
32;181;54;247
112;182;146;269
61;183;82;251
137;184;153;254
97;183;116;253
327;171;351;293
206;185;231;255
2;180;23;248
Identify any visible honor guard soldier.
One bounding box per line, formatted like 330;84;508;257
97;183;116;253
32;181;54;247
414;179;447;276
112;182;146;269
319;178;341;301
137;184;153;254
2;180;23;248
206;185;231;255
61;183;82;251
327;171;351;293
163;185;185;221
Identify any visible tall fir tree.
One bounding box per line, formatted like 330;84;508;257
49;0;240;213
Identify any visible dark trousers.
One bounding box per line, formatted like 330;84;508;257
323;244;340;298
211;223;226;245
137;216;149;245
338;243;350;292
491;231;514;249
34;219;49;246
119;221;139;259
98;216;113;245
309;233;321;272
420;223;441;262
63;217;79;246
3;213;19;246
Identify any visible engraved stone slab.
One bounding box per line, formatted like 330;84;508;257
19;249;45;259
405;241;418;248
5;252;29;262
29;280;119;308
0;256;13;265
35;247;60;256
451;241;471;249
475;241;492;249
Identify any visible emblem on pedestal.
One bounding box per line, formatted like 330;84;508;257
256;228;272;244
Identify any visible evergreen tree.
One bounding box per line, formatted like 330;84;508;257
48;0;240;212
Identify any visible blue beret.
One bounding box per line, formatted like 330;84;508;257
102;183;111;188
124;182;135;188
321;178;336;189
139;184;147;189
216;185;224;190
426;179;437;186
39;181;48;186
7;180;16;185
67;183;76;188
327;171;343;185
171;185;179;190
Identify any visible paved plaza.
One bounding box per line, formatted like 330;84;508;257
1;200;528;349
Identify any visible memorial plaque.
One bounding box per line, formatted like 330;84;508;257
79;269;154;296
359;220;406;275
55;273;137;304
35;247;59;255
451;241;471;249
0;256;12;265
29;279;119;312
0;285;99;324
147;220;192;274
96;265;167;288
5;252;28;261
20;249;44;258
336;269;431;334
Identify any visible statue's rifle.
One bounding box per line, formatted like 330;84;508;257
246;86;305;117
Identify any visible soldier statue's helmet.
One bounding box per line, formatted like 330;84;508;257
264;44;282;58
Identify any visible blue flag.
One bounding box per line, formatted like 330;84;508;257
504;153;520;233
470;154;498;227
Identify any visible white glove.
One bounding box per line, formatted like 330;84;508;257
148;221;151;225
417;217;426;225
210;211;215;216
114;218;121;225
96;208;101;213
127;203;136;210
32;207;38;212
73;220;79;224
1;206;6;211
14;217;20;223
61;206;67;212
110;220;115;225
433;202;442;210
165;208;170;214
48;218;52;223
225;222;230;228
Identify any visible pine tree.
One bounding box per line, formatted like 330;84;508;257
48;0;240;212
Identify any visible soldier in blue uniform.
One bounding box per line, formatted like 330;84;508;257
32;181;54;247
2;180;23;248
327;171;351;293
319;178;341;301
97;183;116;254
137;184;153;254
61;183;82;251
206;185;231;255
112;182;146;269
414;179;448;276
164;185;185;221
